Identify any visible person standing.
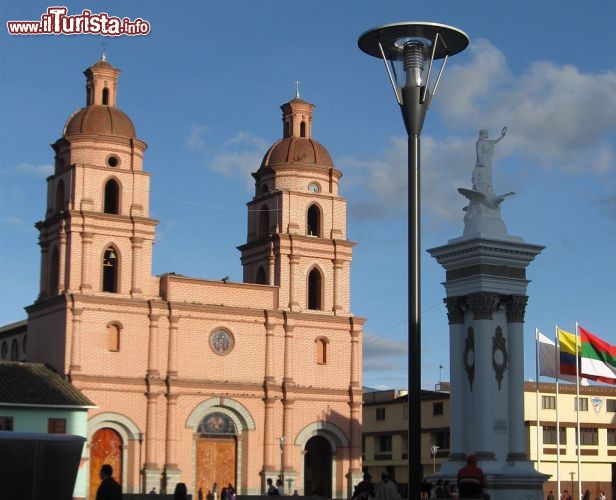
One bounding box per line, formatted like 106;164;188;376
598;491;606;500
267;478;279;496
352;472;375;499
96;464;123;500
173;483;188;500
546;491;555;500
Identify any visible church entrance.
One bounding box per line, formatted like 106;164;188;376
303;436;332;498
89;428;123;500
195;413;237;496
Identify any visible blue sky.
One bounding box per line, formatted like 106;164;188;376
1;1;615;390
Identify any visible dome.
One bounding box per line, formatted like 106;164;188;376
63;105;136;138
260;137;333;169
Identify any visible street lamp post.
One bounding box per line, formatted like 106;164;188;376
430;445;440;475
569;471;575;499
358;23;469;499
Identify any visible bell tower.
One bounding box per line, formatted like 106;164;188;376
30;57;158;372
239;95;354;315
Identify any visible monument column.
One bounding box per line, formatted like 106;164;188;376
506;294;528;461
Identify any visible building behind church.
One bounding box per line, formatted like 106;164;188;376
18;57;364;499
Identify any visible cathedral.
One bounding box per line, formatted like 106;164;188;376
25;57;364;499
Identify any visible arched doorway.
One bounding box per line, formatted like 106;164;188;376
90;427;123;499
195;413;237;497
304;436;332;497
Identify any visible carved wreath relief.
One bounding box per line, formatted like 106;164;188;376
492;326;508;390
463;327;475;390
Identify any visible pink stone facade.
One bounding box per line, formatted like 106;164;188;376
27;60;364;498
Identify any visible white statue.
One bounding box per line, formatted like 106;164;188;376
458;127;514;238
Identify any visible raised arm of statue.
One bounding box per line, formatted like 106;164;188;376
492;126;507;144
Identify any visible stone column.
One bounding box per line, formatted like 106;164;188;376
69;308;83;372
58;224;67;292
283;321;294;385
506;294;528;461
131;237;144;296
167;316;179;378
262;320;276;475
282;397;294;471
80;231;93;291
332;258;344;315
349;319;361;390
445;297;466;460
467;292;499;460
147;314;160;376
288;255;300;311
268;243;276;286
164;393;181;492
39;241;49;298
143;392;161;492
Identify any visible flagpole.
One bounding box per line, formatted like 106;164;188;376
576;322;582;500
535;328;541;470
555;325;561;499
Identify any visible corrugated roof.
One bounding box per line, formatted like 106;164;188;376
0;362;94;407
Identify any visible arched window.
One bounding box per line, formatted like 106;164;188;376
102;247;119;293
300;121;306;138
49;246;60;294
104;179;119;214
316;337;328;364
307;204;321;237
255;266;267;285
55;180;65;213
285;120;291;138
102;88;109;105
10;339;18;361
107;323;121;351
308;267;322;310
259;204;270;237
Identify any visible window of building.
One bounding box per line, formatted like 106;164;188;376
433;402;444;416
542;395;556;410
576;427;598;446
607;399;616;412
10;339;18;361
255;266;267;285
543;426;566;445
300;121;306;138
574;397;589;411
55;180;65;212
102;247;119;293
48;418;66;434
259;204;269;237
103;179;120;214
106;155;119;168
316;337;327;365
107;324;121;352
49;246;60;295
435;431;450;449
608;429;616;446
376;407;386;421
306;204;321;237
307;268;322;310
102;87;109;105
378;435;392;452
0;417;13;431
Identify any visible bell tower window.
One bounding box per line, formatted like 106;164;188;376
255;266;267;285
259;205;270;237
102;247;119;293
49;246;60;294
308;267;322;310
307;204;321;237
55;180;65;213
300;121;307;138
102;87;109;105
104;179;120;214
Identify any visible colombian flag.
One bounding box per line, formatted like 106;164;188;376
558;328;580;377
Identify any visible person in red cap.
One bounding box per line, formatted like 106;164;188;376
457;455;489;499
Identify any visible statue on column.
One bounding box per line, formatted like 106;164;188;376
458;127;514;238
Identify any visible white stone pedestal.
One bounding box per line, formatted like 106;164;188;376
429;235;547;499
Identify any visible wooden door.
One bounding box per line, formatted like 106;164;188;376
195;437;236;495
89;428;123;500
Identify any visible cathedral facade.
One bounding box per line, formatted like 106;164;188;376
27;59;364;499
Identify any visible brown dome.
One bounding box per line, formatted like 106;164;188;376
261;137;333;168
64;105;136;138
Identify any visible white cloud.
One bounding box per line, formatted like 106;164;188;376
362;335;407;372
185;125;207;151
438;39;616;174
5;163;54;177
208;132;269;189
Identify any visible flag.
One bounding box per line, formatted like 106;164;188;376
558;328;580;377
580;325;616;384
539;330;588;385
